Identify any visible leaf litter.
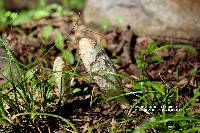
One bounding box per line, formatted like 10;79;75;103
1;10;200;132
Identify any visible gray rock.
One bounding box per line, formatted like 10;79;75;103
84;0;200;40
0;46;8;84
0;46;19;85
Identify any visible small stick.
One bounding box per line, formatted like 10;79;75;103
79;38;130;109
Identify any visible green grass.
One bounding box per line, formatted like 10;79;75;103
0;2;200;132
1;37;200;132
0;38;80;132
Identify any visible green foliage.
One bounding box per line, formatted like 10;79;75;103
0;1;199;131
135;115;200;132
62;49;74;64
72;88;81;94
140;41;157;56
0;0;3;8
136;41;196;69
156;44;197;54
116;16;124;25
62;0;85;10
1;36;199;132
126;70;200;132
38;0;46;7
24;69;35;79
101;18;110;30
151;55;165;64
55;31;64;50
13;11;33;25
54;31;75;64
133;86;200;132
136;59;148;68
131;41;199;132
0;3;74;29
47;3;73;16
0;10;17;29
136;42;159;68
0;38;79;132
41;25;53;43
33;9;50;20
191;68;200;74
133;80;177;110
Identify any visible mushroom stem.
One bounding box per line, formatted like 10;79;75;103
79;38;130;109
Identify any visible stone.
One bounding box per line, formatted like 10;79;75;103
83;0;200;40
0;45;19;85
0;46;8;84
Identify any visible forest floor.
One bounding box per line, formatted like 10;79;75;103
1;8;200;132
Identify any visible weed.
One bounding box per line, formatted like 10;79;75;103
131;41;200;132
101;18;110;30
0;38;79;132
0;1;200;132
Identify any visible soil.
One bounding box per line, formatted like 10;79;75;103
1;11;200;132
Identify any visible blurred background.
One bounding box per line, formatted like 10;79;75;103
2;0;85;11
